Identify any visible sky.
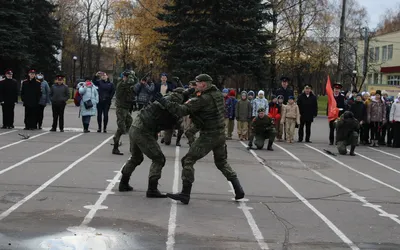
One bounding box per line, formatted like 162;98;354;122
359;0;400;29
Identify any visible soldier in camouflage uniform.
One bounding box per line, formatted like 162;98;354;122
155;74;245;205
248;108;276;151
184;81;200;146
161;88;186;146
112;70;137;155
119;88;189;198
336;111;359;156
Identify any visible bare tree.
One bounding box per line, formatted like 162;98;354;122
81;0;97;75
94;0;112;70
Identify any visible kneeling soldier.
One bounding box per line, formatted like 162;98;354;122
248;108;276;150
119;88;189;197
336;111;359;156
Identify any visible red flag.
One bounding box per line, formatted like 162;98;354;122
326;76;339;122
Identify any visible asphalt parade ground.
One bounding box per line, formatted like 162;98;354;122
1;104;400;250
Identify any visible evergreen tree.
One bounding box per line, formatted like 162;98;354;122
0;0;61;81
157;0;272;88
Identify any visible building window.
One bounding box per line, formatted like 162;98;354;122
374;74;379;84
368;74;372;84
388;45;393;60
369;48;374;62
382;46;387;61
388;75;400;86
375;47;380;62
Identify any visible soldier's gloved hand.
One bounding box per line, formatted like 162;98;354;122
186;88;196;95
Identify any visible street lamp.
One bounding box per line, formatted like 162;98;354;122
352;70;357;92
149;60;154;81
72;56;77;98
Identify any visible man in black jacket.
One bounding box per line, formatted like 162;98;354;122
297;84;318;143
50;75;70;132
0;70;19;129
275;76;294;105
349;94;366;144
327;83;346;145
21;69;42;130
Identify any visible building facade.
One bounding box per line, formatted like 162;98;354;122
357;30;400;96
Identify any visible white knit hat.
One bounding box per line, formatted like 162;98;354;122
258;90;264;95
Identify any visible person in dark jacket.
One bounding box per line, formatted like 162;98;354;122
349;94;366;144
21;69;42;130
0;69;18;129
275;76;294;104
297;84;318;143
381;96;393;146
94;73;115;133
327;83;346;145
36;73;51;129
50;75;70;132
248;108;276;150
153;73;176;99
336;111;359;156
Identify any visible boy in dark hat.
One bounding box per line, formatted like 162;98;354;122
21;69;42;130
327;82;346;145
0;69;18;129
349;93;366;144
297;84;318;142
49;74;70;132
248;107;276;150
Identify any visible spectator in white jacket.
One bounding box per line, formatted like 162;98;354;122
252;90;268;117
390;93;400;148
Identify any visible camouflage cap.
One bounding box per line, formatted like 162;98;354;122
195;74;213;82
258;108;266;113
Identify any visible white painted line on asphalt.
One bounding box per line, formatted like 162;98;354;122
0;130;17;136
240;142;359;250
350;150;400;174
79;167;123;227
14;126;84;133
228;182;269;249
0;133;83;176
0;132;49;151
368;147;400;160
306;145;400;194
276;144;400;226
0;136;113;221
166;146;180;250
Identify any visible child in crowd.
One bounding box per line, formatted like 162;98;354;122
281;96;300;143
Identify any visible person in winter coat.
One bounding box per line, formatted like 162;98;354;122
362;92;372;144
235;91;252;140
336;111;359;156
94;73;115;133
275;76;294;104
349;94;366;144
281;96;300;143
367;90;386;147
252;90;268;118
0;69;18;129
225;89;237;139
134;78;154;110
50;75;70;132
268;95;281;136
276;95;285;141
36;73;51;129
327;83;346;145
297;84;318;143
381;95;393;146
247;90;255;136
78;79;99;133
21;69;42;130
390;93;400;148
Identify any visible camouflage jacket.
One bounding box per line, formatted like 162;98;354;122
336;115;360;142
165;84;225;134
115;75;136;109
251;116;275;135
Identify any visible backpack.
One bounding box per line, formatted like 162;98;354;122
74;90;82;107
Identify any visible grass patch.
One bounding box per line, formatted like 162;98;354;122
317;95;327;116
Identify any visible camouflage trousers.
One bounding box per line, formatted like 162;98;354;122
249;129;276;149
181;132;237;184
185;122;199;146
113;108;133;145
337;132;358;155
121;126;166;180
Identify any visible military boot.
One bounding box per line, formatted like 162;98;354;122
176;139;181;147
349;145;356;156
146;178;167;198
230;178;245;200
119;174;133;192
112;144;124;155
247;142;253;150
267;141;274;151
166;182;192;204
